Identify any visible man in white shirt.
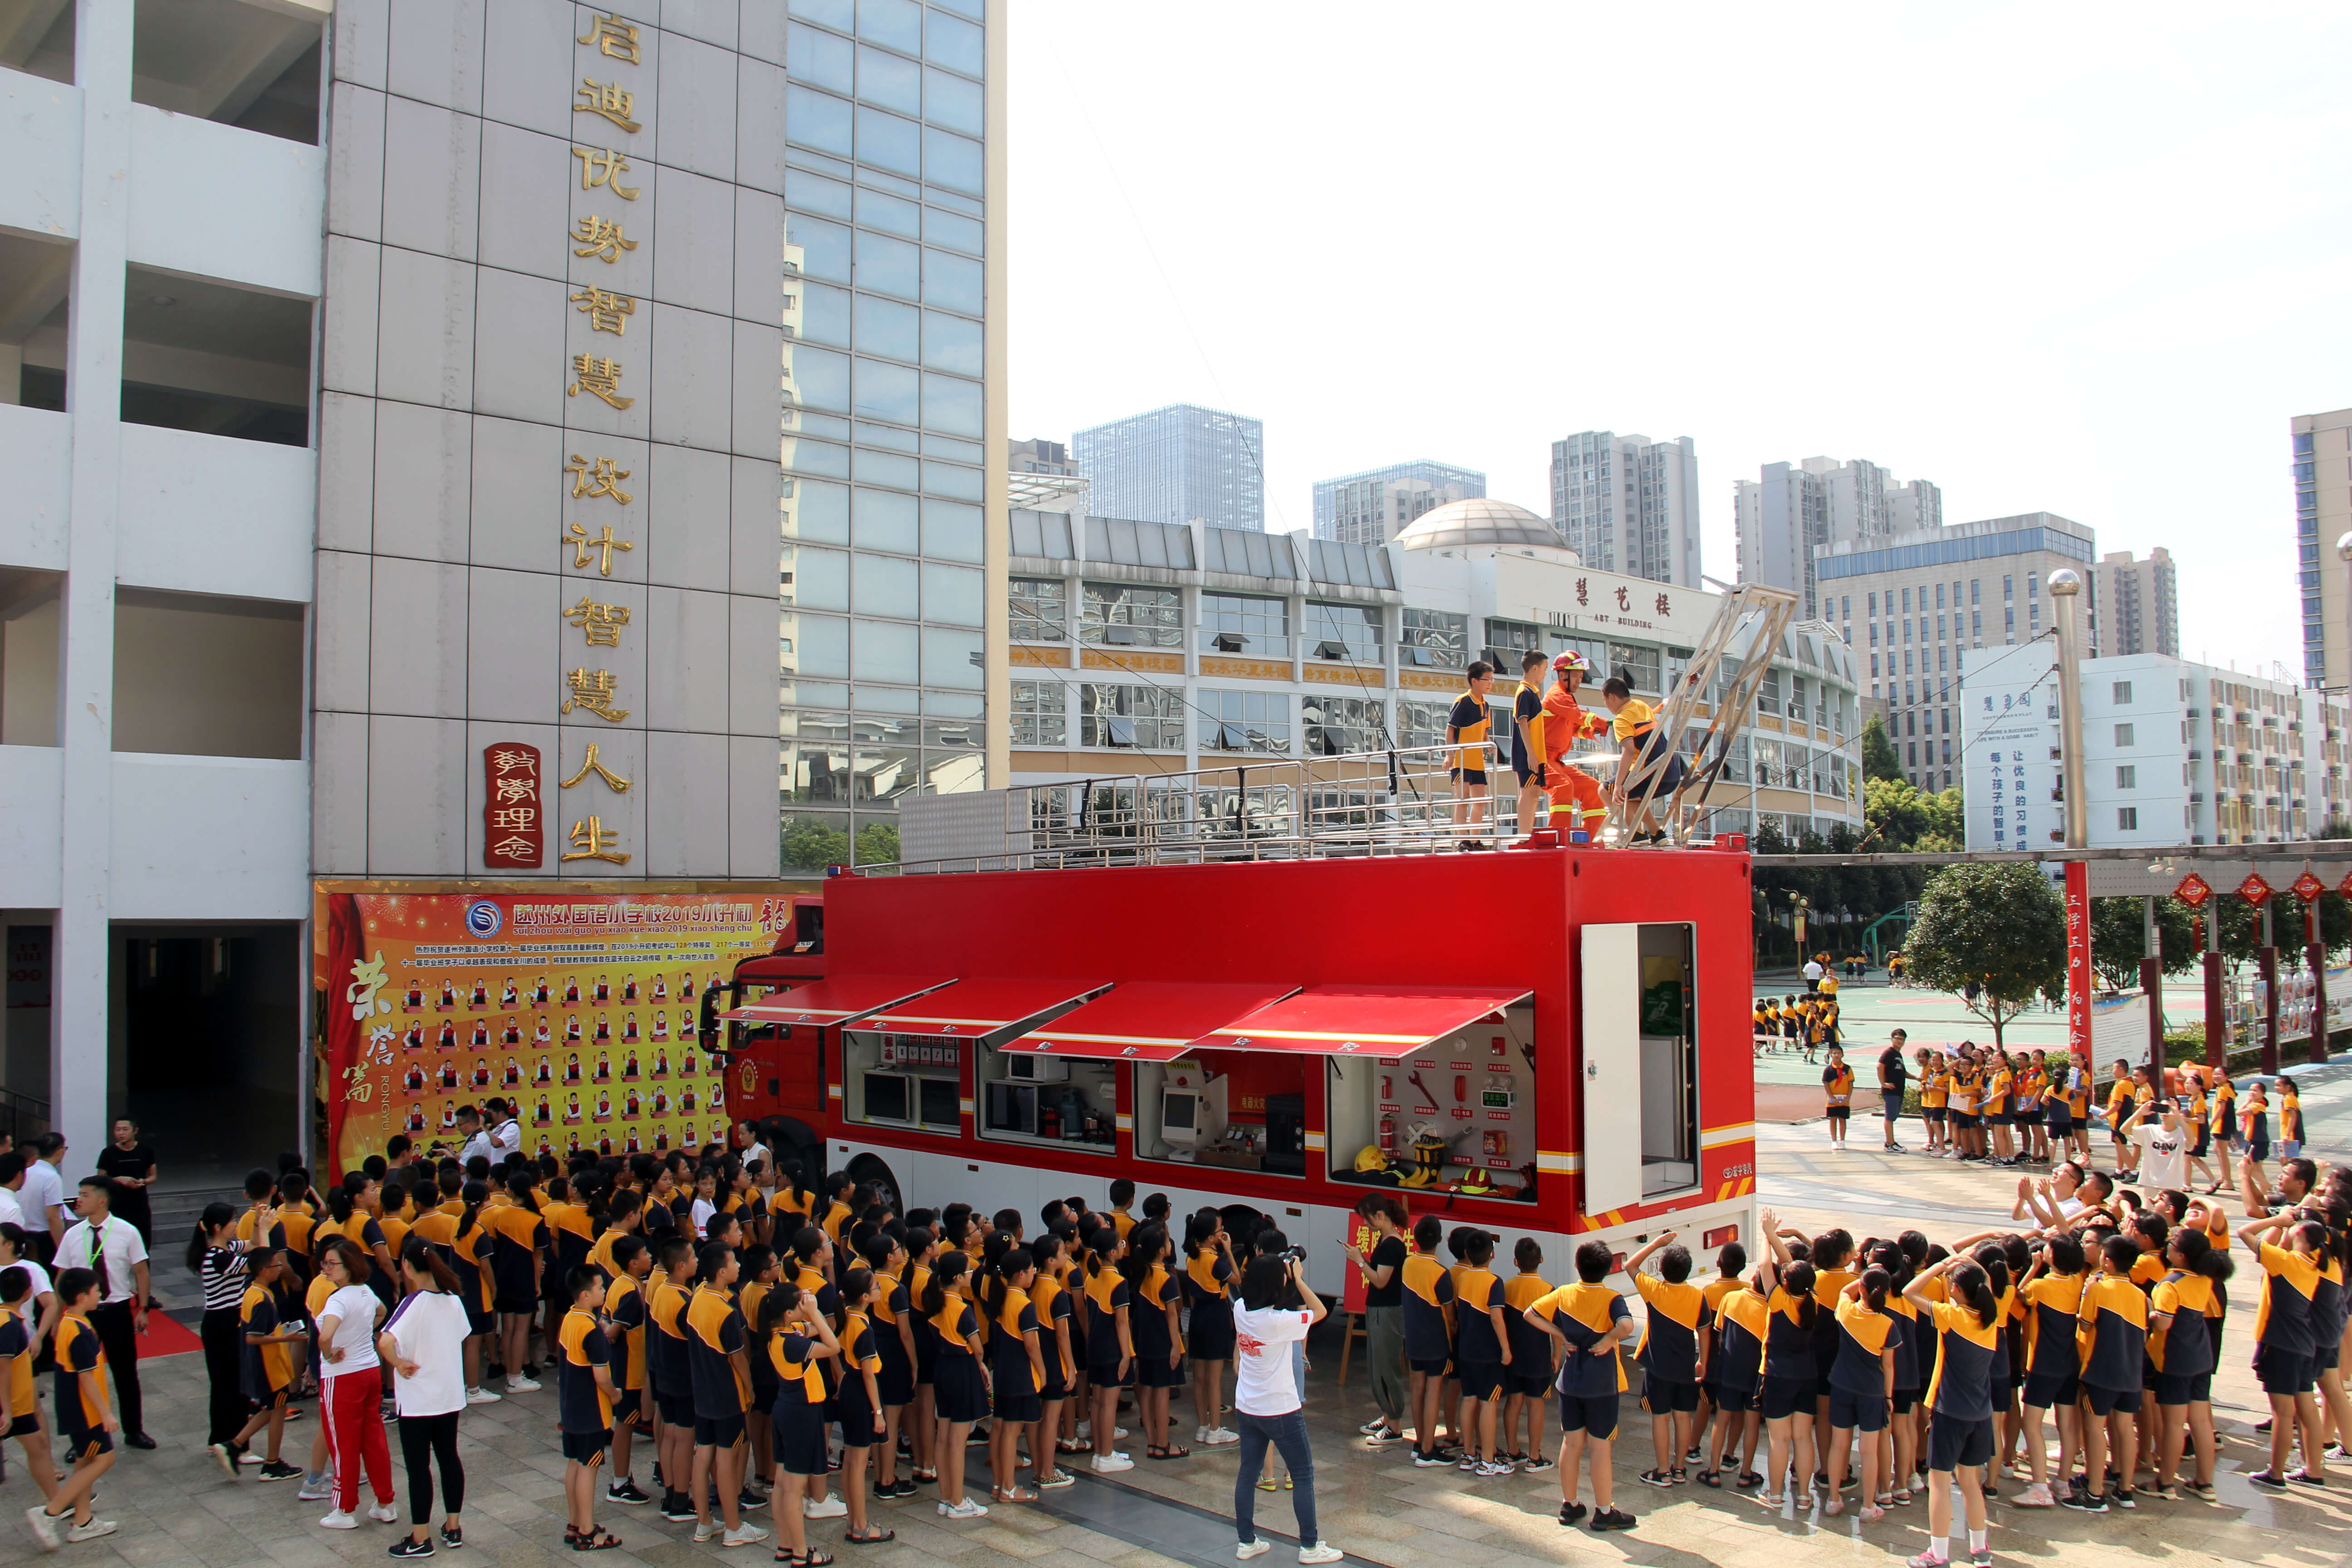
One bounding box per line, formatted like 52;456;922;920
1802;956;1825;994
485;1098;524;1162
455;1106;497;1167
55;1174;155;1447
0;1152;28;1230
20;1133;69;1254
2126;1099;2190;1193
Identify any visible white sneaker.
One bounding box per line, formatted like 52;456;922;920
66;1520;118;1544
940;1497;989;1519
1076;1420;1092;1439
368;1504;400;1524
1091;1452;1135;1473
465;1386;502;1405
802;1496;847;1519
1298;1546;1343;1565
298;1481;333;1502
238;1449;267;1465
1238;1543;1272;1560
506;1374;541;1393
722;1523;769;1548
319;1510;359;1530
24;1506;60;1552
694;1522;719;1543
1203;1427;1240;1446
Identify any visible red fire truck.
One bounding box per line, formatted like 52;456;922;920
714;841;1759;1287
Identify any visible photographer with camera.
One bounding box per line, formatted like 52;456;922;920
1230;1247;1342;1564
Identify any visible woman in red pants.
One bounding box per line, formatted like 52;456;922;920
313;1238;399;1528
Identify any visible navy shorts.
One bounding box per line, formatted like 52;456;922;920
1924;1109;1947;1125
1643;1373;1700;1413
994;1388;1041;1423
611;1388;641;1425
2151;1370;2212;1406
2047;1113;2073;1137
1759;1375;1811;1422
561;1430;611;1465
1828;1388;1887;1433
1926;1415;1992;1472
1458;1360;1505;1401
61;1426;112;1461
1088;1357;1132;1390
2258;1350;2316;1397
771;1401;828;1476
1409;1356;1450;1377
2023;1372;2079;1410
657;1391;696;1427
694;1412;746;1448
1891;1388;1919;1415
1508;1369;1554;1399
1714;1382;1757;1415
2082;1384;2141;1416
1556;1392;1620;1441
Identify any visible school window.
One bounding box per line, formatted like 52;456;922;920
1970;579;1980;604
1483;617;1542;664
1080;583;1181;646
2112;680;2132;704
1935;584;1945;608
1398;699;1450;749
1901;588;1912;612
2004;575;2014;600
1078;683;1185;749
841;1031;964;1136
1869;623;1879;646
1009;578;1067;641
1198;688;1291;753
1867;592;1878;616
1009;680;1067;746
2113;721;2134;745
2117;807;2139;831
1302;695;1385;755
1972;610;1982;637
1305;601;1382;662
2117;764;2137;789
1398;608;1469;668
2028;575;2039;599
1199;593;1289;654
1908;741;1918;765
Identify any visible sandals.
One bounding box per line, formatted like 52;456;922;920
1055;1438;1088;1455
1145;1445;1191;1460
992;1487;1039;1504
1735;1470;1764;1490
571;1530;623;1551
910;1468;938;1484
842;1529;895;1545
1696;1470;1723;1489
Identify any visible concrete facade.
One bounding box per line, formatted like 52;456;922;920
1733;454;1942;621
2295;407;2351;690
1548;430;1700;588
2095;546;2179;658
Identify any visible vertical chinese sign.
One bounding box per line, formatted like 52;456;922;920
317;891;792;1176
483;743;544;868
2063;861;2090;1059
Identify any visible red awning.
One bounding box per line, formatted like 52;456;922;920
1191;984;1532;1056
1000;981;1301;1062
860;978;1111;1039
719;975;952;1028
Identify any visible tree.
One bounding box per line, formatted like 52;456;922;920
2088;896;2200;989
1861;712;1904;783
1902;861;2067;1048
1862;776;1964;853
780;818;850;873
853;822;902;867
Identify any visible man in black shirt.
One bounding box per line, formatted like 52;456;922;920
1446;662;1497;844
1877;1029;1910;1152
1509;651;1550;837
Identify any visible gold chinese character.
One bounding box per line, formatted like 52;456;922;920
347;1079;375;1104
565;453;633;504
571;215;638;263
490;745;537;777
570;286;636;336
565;520;635;575
493;774;539;805
575;78;641;133
562;741;633;794
490;834;539;860
490;805;540;833
577;12;642;64
567;353;633;409
562;669;631;723
564;816;632;865
571;146;639;199
566;597;632;647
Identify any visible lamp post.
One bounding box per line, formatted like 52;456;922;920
2049;570;2088;849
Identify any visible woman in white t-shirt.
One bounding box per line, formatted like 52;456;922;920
1230;1255;1343;1565
379;1240;474;1558
314;1239;397;1530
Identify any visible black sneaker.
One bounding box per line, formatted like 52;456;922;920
2112;1486;2135;1509
738;1489;768;1511
1413;1450;1450;1468
2249;1470;2288;1490
2288;1471;2330;1488
1590;1508;1636;1532
1558;1502;1587;1526
256;1460;304;1482
660;1494;698;1522
439;1524;463;1550
605;1478;651;1506
2062;1491;2108;1513
387;1539;435;1559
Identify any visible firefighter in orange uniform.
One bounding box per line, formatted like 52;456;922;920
1539;652;1609;837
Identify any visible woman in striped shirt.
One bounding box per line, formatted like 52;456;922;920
190;1199;275;1461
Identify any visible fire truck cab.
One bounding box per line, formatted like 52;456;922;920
722;842;1759;1288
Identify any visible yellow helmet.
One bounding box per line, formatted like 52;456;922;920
1354;1144;1389;1174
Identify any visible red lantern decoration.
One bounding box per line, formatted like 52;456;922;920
2174;872;2213;908
2293;871;2326;904
2237;872;2274;907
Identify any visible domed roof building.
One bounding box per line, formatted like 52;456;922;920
1393;498;1576;557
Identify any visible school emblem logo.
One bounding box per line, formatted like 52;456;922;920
465;900;503;939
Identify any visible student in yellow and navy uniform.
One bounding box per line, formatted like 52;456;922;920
1082;1230;1134;1474
1821;1047;1856;1149
2076;1235;2149;1511
1597;672;1683;843
1446;662;1496;835
34;1269;118;1544
1503;1240;1559;1472
0;1264;59;1510
1128;1223;1188;1460
2241;1211;2329;1488
1400;1215;1456;1468
1450;1231;1511;1474
1181;1213;1237;1447
1919;1054;1950;1155
921;1253;989;1515
558;1269;621;1549
1025;1232;1077;1490
856;1231;917;1497
833;1266;893;1541
1523;1238;1635;1533
987;1250;1046;1504
1904;1254;2000;1567
2013;1233;2087;1508
228;1248;305;1479
760;1283;841;1559
1753;1222;1819;1507
600;1234;654;1508
736;1247;781;1480
1698;1244;1764;1488
682;1243;758;1542
1824;1270;1897;1518
645;1237;699;1519
1625;1233;1708;1490
2148;1229;2228;1500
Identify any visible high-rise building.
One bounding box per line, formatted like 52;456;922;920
1321;474;1478;547
1548;431;1700;588
2094;549;2179;657
1071;404;1265;531
1312;460;1485;539
1816;513;2097;793
1010;438;1078;476
1735;456;1942;619
2294;408;2352;687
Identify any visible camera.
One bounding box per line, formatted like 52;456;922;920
1275;1246;1307;1264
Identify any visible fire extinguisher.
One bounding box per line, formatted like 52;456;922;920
1379;1114;1396;1154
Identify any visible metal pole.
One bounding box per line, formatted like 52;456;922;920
2049;570;2089;849
2203;907;2227;1071
2142;894;2163;1071
2311;894;2332;1066
2260;899;2280;1076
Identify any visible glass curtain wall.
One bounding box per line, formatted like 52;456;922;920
777;0;990;871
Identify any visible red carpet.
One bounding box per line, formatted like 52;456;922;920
140;1311;206;1359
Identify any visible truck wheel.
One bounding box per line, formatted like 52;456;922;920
764;1116;824;1184
847;1151;902;1215
1218;1203;1270;1255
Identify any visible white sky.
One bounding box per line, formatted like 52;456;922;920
1007;1;2352;677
